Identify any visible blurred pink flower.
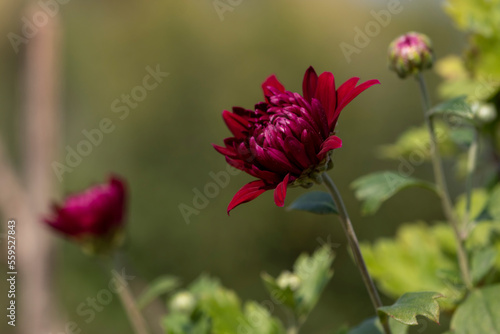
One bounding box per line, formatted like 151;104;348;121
44;175;126;240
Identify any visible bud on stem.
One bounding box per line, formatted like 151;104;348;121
388;32;434;79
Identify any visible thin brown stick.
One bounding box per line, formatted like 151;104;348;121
17;5;61;334
0;139;27;221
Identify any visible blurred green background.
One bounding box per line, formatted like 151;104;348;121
0;0;467;333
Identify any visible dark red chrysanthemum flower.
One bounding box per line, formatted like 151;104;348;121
44;175;126;239
214;66;379;214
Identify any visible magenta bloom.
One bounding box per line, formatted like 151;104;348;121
44;176;126;239
214;66;379;213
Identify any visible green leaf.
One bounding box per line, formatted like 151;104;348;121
471;247;498;284
378;122;456;160
427;96;475;121
377;292;443;325
262;246;334;321
351;171;436;215
346;317;408;334
199;289;244;332
260;272;296;309
449;126;475;146
167;275;286;334
242;302;285;334
137;275;180;309
293;246;334;318
361;222;464;310
451;285;500;334
455;188;489;223
287;191;338;215
163;312;211;334
488;185;500;221
466;221;500;270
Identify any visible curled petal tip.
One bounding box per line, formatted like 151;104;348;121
227;180;268;215
262;74;285;99
303;66;319;101
273;174;290;207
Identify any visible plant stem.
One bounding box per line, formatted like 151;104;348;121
321;173;391;334
111;262;151;334
285;310;299;334
416;73;473;290
464;128;479;232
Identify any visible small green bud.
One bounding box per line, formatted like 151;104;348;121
169;291;196;313
276;271;301;291
388;32;434;79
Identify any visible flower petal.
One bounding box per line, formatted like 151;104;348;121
336;77;359;103
317;135;343;159
301;129;320;165
212;144;237;158
283;136;311;169
227;180;268;214
315;72;337;128
273;174;290;207
336;79;381;117
262;74;285;101
302;66;318;102
222;110;249;139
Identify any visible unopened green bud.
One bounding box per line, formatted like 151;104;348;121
388;32;434;79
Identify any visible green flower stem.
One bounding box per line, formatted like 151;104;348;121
464;128;479;231
111;259;151;334
416;73;473;290
321;173;391;334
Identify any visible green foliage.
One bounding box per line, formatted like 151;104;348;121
445;0;500;36
163;275;285;334
137;276;180;309
344;317;408;334
378;122;456;160
428;96;475;123
471;247;498;284
466;221;500;270
454;188;489;223
287;191;338;215
488;184;500;221
351;171;436;215
361;222;463;310
450;284;500;334
439;1;500;101
262;246;334;324
261;272;296;309
162;247;335;334
377;292;443;326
